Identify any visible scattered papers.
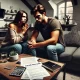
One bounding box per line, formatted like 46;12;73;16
21;63;50;80
20;57;50;80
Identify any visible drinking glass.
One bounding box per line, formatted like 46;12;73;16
0;52;7;63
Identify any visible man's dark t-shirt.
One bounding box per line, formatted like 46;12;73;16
34;18;65;47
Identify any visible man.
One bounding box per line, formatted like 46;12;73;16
28;4;65;61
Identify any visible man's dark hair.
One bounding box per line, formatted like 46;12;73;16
13;10;28;23
31;4;46;15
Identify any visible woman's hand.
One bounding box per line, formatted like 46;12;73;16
22;24;29;35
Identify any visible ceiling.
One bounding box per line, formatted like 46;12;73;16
21;0;65;10
51;0;64;4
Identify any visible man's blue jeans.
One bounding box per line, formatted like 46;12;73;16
29;43;65;61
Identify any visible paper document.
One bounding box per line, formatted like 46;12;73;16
20;57;39;67
21;63;50;80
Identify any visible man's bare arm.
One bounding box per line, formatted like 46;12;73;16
28;30;60;48
36;30;60;47
30;30;39;43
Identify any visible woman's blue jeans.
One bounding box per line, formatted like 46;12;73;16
0;41;28;55
29;43;65;61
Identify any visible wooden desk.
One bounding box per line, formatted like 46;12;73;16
0;54;65;80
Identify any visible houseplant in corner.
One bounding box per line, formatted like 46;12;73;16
9;50;19;61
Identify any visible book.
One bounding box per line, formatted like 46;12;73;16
42;61;61;72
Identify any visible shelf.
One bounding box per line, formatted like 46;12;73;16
5;12;16;15
0;12;16;22
4;19;14;21
0;28;8;32
0;37;5;40
0;19;4;21
0;18;14;21
4;12;16;21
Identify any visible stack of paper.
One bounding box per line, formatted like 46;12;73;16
20;57;39;67
20;57;50;80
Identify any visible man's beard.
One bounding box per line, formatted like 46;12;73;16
36;20;41;24
36;18;44;24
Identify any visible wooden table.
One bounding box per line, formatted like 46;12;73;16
0;54;65;80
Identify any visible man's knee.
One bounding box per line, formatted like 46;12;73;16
47;45;56;51
56;44;65;53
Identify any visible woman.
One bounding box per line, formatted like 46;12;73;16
0;10;29;55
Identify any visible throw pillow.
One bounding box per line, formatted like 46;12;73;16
64;31;80;47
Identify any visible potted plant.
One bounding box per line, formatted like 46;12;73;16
63;15;70;25
9;50;19;61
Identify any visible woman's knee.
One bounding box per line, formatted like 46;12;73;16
11;44;22;53
12;44;22;49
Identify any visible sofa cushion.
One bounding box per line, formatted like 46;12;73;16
27;29;44;41
63;31;70;36
37;32;44;41
64;31;80;47
72;47;80;64
78;31;80;35
59;47;77;61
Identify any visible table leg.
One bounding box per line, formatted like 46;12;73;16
63;65;66;80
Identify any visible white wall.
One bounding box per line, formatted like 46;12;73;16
0;0;30;28
73;0;80;31
48;0;57;17
39;0;54;17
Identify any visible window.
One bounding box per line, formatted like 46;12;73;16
58;1;73;24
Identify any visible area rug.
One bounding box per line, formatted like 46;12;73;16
57;71;80;80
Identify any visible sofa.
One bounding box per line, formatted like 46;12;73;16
28;29;80;72
0;28;80;72
59;30;80;72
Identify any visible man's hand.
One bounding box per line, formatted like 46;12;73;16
28;41;38;48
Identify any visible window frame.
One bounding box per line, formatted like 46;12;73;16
57;1;73;24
